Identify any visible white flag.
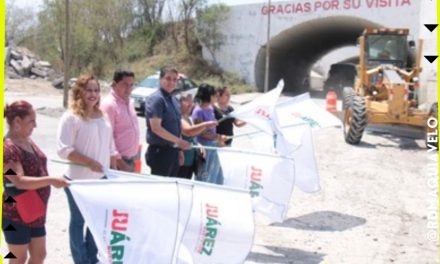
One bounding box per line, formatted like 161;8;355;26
217;148;295;222
69;180;180;264
276;92;342;129
280;124;320;193
174;183;194;264
69;176;255;264
246;122;321;194
179;183;255;264
229;80;283;135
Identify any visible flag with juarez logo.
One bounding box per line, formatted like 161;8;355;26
217;147;296;222
244;121;321;194
69;180;180;264
228;81;284;135
69;176;255;264
178;184;255;264
275;92;342;129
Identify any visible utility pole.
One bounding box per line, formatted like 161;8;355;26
63;0;70;108
263;0;271;93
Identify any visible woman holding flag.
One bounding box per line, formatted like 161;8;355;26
214;86;246;146
56;74;118;264
3;100;69;264
177;93;217;179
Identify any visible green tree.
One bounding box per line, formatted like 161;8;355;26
25;0;138;77
6;0;37;46
83;0;136;74
196;4;229;65
136;0;166;27
179;0;206;53
135;0;167;55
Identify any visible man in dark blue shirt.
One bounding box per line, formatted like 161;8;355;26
145;66;191;176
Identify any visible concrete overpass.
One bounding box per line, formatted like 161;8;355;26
205;0;437;107
254;16;382;93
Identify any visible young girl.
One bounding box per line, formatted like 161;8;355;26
192;84;227;184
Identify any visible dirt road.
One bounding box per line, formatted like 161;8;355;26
2;79;438;263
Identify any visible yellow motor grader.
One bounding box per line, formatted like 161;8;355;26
343;28;437;145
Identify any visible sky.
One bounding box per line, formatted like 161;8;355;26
10;0;42;9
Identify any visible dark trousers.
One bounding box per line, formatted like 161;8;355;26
177;164;196;180
146;145;180;177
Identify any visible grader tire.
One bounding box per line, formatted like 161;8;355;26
342;87;355;110
344;96;367;144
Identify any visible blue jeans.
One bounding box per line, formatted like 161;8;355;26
122;157;135;172
196;141;224;185
64;188;98;264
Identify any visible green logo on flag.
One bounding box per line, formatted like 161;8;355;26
108;209;130;263
199;204;221;256
249;166;263;197
291;112;320;128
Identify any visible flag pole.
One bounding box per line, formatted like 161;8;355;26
63;0;70;108
231;122;308;139
50;159;249;192
50;159;165;180
217;115;232;123
191;145;293;160
264;0;271;93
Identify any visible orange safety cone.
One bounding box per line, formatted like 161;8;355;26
134;145;142;173
326;89;337;112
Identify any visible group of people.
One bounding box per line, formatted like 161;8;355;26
2;66;244;264
145;66;244;184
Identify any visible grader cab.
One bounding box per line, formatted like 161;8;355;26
343;28;437;145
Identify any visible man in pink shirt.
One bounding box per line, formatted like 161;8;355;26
101;69;140;172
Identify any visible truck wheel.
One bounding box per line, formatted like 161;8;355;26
342;87;355;110
344;96;367;144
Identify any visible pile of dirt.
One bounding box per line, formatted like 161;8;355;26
6;46;60;81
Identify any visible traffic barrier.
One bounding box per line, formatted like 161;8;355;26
134;145;142;173
326;89;337;112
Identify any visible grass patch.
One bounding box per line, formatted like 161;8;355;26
128;52;256;94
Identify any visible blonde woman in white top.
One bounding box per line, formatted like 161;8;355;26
56;74;118;264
